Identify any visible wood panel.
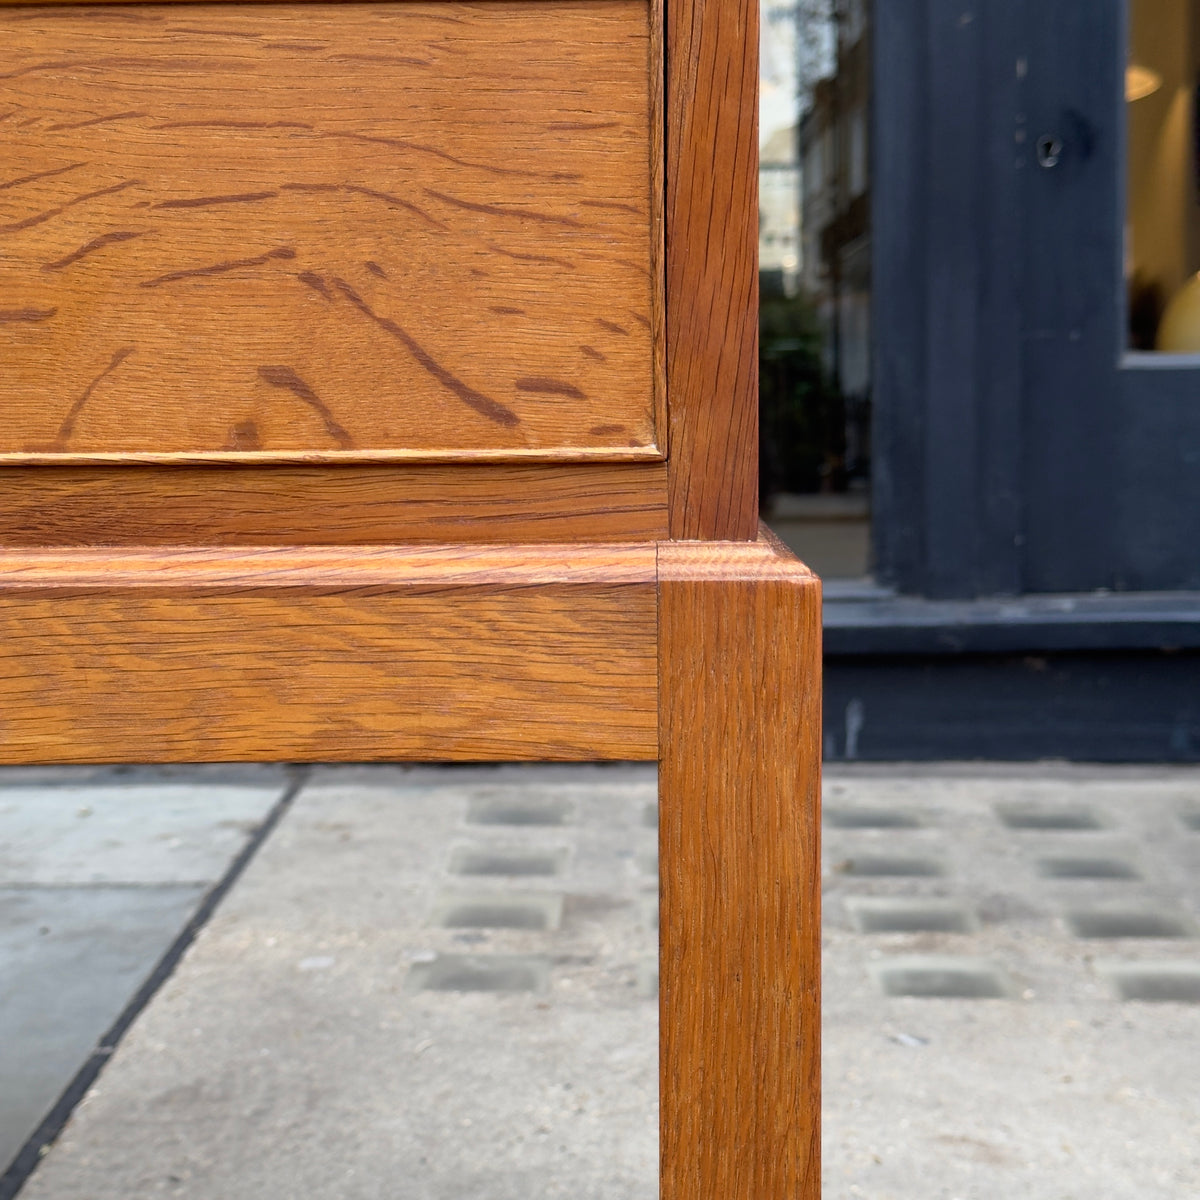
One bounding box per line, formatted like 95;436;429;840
0;1;660;461
659;535;821;1200
0;462;668;545
664;0;759;540
0;542;658;763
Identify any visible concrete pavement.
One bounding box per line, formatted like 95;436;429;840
3;763;1199;1198
0;767;290;1181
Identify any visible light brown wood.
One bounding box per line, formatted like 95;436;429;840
0;4;823;1195
658;535;821;1200
0;0;585;5
0;540;658;587
0;462;668;545
0;541;658;763
0;0;586;4
0;1;661;461
647;0;666;456
664;0;759;539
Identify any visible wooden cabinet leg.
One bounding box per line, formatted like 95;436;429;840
658;540;821;1200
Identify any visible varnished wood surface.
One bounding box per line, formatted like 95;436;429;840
0;541;658;763
0;1;660;461
664;0;758;539
0;0;595;4
647;0;666;458
0;462;668;545
0;540;659;587
659;537;821;1199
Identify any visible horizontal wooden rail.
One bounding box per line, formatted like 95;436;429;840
0;463;669;547
0;0;609;5
0;447;665;467
0;542;659;763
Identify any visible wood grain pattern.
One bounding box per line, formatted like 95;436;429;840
664;0;758;538
0;540;658;587
659;536;821;1200
0;1;661;461
0;541;658;763
0;462;668;545
647;0;666;459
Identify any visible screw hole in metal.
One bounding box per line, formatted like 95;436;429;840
1036;134;1063;168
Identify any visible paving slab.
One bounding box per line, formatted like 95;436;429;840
0;885;204;1171
11;762;1200;1200
0;767;288;1178
822;767;1200;1199
0;772;288;886
19;765;658;1200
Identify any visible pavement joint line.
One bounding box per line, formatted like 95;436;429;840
0;765;309;1200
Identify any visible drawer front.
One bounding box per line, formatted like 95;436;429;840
0;1;662;463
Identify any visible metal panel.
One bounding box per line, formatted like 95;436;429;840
825;650;1200;761
873;0;1200;597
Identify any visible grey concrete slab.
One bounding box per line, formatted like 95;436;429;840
0;777;287;885
20;766;658;1200
825;946;1200;1198
823;768;1200;1199
15;763;1200;1200
0;769;287;1181
0;884;204;1170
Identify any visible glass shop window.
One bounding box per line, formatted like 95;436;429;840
760;0;872;581
1126;0;1200;350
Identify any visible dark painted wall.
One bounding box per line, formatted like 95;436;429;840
825;651;1200;762
873;0;1200;598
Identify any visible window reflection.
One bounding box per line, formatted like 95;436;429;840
760;1;872;580
1127;0;1200;350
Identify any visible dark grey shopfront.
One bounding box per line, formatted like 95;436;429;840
824;0;1200;760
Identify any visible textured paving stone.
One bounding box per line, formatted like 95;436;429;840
1065;909;1193;940
995;804;1104;831
846;898;976;934
465;793;574;827
431;892;564;932
1100;961;1200;1003
874;956;1012;999
832;853;946;878
19;765;659;1200
449;847;567;878
14;763;1200;1200
1036;856;1142;880
824;807;921;830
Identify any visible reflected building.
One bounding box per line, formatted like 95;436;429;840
798;0;870;484
759;3;805;297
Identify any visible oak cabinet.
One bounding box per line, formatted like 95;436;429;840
0;4;819;1197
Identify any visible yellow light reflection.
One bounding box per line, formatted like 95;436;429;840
1126;62;1163;102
